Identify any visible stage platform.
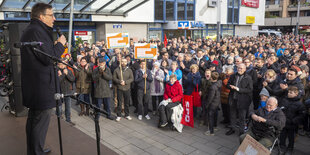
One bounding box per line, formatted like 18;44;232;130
0;111;117;155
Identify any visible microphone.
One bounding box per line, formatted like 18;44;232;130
56;27;63;37
14;42;43;48
54;93;79;100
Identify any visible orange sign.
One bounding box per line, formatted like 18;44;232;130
134;43;157;59
106;33;129;49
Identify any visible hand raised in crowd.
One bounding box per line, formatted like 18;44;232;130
63;69;68;75
85;64;89;70
280;83;288;90
120;80;125;86
164;69;169;74
180;62;185;69
262;81;268;87
58;70;62;76
200;61;205;67
143;73;148;78
57;35;67;46
73;65;78;69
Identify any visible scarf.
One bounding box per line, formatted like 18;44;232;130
154;69;161;93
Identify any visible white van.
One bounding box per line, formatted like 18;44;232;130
258;30;282;37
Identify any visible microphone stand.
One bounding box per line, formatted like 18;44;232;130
32;47;79;155
68;96;108;155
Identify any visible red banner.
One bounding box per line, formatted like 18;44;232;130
181;95;194;128
74;31;88;36
241;0;259;8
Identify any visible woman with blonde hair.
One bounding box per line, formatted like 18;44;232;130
262;69;280;97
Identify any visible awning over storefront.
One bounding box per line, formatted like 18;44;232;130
0;0;149;16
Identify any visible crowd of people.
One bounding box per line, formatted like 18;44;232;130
58;34;310;154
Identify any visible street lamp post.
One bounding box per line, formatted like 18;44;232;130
68;0;74;53
216;0;221;42
296;0;300;35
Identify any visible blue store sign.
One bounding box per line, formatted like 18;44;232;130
177;21;205;29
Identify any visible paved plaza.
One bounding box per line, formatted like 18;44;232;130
1;97;310;155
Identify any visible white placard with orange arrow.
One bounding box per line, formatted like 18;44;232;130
106;33;129;49
134;43;158;59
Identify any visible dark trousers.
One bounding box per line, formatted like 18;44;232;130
137;89;151;116
152;95;163;111
26;108;52;155
228;99;247;133
208;107;218;133
57;97;71;122
158;102;179;124
95;98;111;119
117;89;130;117
221;103;229;122
280;127;296;150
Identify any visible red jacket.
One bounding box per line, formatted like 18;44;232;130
164;81;183;103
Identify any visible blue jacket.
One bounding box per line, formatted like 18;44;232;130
165;69;183;82
276;48;285;57
184;72;201;95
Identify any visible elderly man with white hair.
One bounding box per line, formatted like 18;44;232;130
239;97;286;148
226;63;253;136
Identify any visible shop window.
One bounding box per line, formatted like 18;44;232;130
166;1;175;21
187;3;194;20
208;30;217;36
4;12;28;20
149;30;162;41
155;0;164;20
178;3;185;20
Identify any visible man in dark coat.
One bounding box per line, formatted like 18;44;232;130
226;63;253;135
240;97;286;148
20;3;66;155
92;58;114;120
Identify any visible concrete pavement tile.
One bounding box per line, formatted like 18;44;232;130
204;142;222;150
189;150;211;155
216;152;231;155
127;137;152;149
150;133;175;144
151;141;167;150
191;136;209;144
174;134;197;145
142;137;156;144
144;147;169;155
119;144;146;155
104;136;130;148
131;131;147;139
162;147;183;155
191;142;219;155
166;140;196;154
217;147;233;154
214;138;238;149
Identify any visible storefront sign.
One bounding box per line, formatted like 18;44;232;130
134;43;157;59
246;16;255;24
74;31;88;36
113;24;122;29
241;0;259;8
106;33;129;49
190;21;205;28
178;21;190;29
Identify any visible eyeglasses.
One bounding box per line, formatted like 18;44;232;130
44;14;54;17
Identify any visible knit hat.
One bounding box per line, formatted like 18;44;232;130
153;61;160;67
259;88;270;97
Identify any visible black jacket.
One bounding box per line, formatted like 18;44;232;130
280;97;305;129
20;19;65;110
92;67;113;98
227;73;253;109
279;78;305;100
206;80;222;109
58;68;75;95
251;107;286;139
180;59;196;79
135;69;153;90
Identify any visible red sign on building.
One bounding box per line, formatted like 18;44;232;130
241;0;259;8
74;31;88;36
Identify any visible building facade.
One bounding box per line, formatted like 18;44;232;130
263;0;310;33
0;0;265;44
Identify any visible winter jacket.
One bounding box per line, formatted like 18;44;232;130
92;67;113;98
75;65;93;94
113;66;134;91
201;78;212;100
58;68;75;95
135;69;153;90
184;72;201;95
280;97;305;129
165;69;183;85
250;107;286;139
278;78;305;100
206;80;222;109
150;68;165;96
20;19;65;110
221;74;231;104
180;59;196;79
246;66;258;86
164;81;183;103
227;73;253;109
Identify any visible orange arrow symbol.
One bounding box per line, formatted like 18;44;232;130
107;33;129;48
